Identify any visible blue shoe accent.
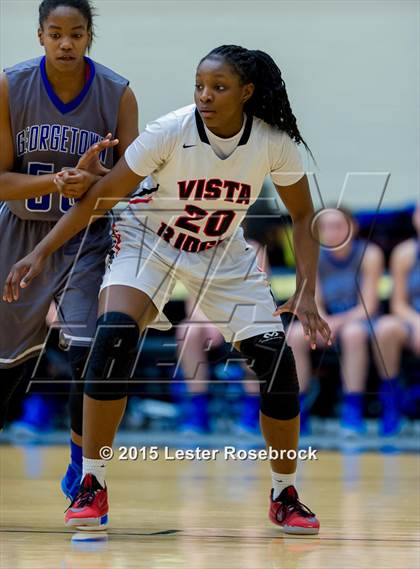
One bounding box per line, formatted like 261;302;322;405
70;439;83;466
214;362;244;382
400;385;420;417
179;393;210;433
100;514;108;525
299;393;311;436
379;379;402;437
237;394;260;434
380;411;402;437
61;462;82;500
10;395;55;438
341;393;365;435
299;411;311;437
22;395;54;428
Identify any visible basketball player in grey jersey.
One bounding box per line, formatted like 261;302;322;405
0;0;139;502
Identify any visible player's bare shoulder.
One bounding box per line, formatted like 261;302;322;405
0;71;8;88
0;72;10;111
0;72;13;172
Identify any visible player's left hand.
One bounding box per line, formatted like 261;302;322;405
274;291;332;350
3;249;47;302
76;132;119;176
54;168;97;199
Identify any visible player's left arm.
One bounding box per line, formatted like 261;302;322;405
273;176;331;348
115;86;140;156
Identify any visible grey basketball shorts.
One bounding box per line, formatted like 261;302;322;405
0;204;111;368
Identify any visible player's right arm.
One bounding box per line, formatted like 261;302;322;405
3;155;144;301
0;73;59;200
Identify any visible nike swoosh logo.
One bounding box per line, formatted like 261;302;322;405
183;144;196;148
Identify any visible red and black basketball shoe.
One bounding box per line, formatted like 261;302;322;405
65;473;108;530
269;486;320;534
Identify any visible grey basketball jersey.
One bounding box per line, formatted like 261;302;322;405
4;56;128;220
318;239;365;314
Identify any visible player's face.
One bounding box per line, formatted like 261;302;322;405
318;209;353;249
38;6;91;73
195;58;254;137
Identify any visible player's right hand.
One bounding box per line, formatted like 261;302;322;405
274;291;332;350
54;168;97;199
3;250;46;302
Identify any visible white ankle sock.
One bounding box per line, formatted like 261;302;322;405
271;471;296;500
82;457;107;488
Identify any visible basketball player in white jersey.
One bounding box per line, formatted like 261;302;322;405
5;45;331;534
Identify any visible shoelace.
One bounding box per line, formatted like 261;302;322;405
280;497;315;519
65;485;97;512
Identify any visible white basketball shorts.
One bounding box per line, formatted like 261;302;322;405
100;213;284;343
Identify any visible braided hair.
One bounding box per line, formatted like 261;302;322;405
38;0;96;48
199;45;313;158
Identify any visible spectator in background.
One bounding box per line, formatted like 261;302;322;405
287;207;384;436
8;302;72;439
244;180;289;268
175;237;269;435
373;204;420;434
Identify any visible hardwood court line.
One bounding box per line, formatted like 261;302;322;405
1;527;418;544
148;533;420;544
0;528;180;536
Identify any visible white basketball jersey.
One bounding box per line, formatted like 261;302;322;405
124;104;304;252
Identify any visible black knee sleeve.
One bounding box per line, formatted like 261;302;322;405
240;331;300;420
68;346;90;436
84;312;140;401
0;365;25;430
